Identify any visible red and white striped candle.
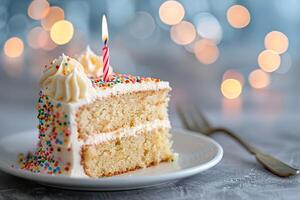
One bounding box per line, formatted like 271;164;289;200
102;15;110;82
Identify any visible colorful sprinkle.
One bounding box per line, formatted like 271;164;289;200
92;73;161;90
18;92;72;175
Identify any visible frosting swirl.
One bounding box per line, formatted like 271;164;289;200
78;46;113;78
40;54;95;102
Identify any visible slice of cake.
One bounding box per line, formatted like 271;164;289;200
19;54;174;177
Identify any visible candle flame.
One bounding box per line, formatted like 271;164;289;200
102;15;109;42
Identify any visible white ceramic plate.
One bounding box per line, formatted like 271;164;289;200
0;128;223;191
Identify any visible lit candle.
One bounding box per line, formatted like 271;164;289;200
102;15;110;82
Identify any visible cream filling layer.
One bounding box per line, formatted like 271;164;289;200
84;119;171;145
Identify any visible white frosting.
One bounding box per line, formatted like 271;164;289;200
78;46;113;78
68;104;86;177
54;81;171;111
40;54;95;102
95;81;170;99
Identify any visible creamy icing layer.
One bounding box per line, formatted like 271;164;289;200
78;46;113;78
66;81;170;109
40;54;95;102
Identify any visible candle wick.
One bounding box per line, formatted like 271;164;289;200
104;39;107;46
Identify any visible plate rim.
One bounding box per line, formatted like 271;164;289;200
0;128;223;189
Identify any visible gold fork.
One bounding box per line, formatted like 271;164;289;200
177;104;299;177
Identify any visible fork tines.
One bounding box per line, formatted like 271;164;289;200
176;104;211;133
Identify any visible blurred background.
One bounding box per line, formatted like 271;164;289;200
0;0;299;135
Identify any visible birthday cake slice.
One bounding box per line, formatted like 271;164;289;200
20;53;174;177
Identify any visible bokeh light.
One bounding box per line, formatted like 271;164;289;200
194;12;223;44
4;37;24;58
227;5;250;29
258;50;281;72
221;79;242;99
27;26;56;51
170;21;196;45
50;20;74;45
194;39;219;64
159;0;185;25
248;69;270;89
41;6;64;31
223;69;244;85
264;31;289;54
27;0;50;20
27;26;48;49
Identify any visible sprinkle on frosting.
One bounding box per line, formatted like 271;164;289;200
78;46;113;78
18;91;72;174
40;54;95;102
92;73;161;90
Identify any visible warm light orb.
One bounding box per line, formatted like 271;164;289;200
258;50;281;72
194;39;219;64
170;21;196;45
221;79;242;99
27;27;41;49
159;0;185;25
4;37;24;58
248;69;270;89
227;5;250;29
27;26;48;49
223;69;244;85
264;31;289;54
50;20;74;45
41;6;64;31
28;0;50;20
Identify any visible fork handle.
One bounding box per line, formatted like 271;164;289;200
209;127;299;177
209;127;258;155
